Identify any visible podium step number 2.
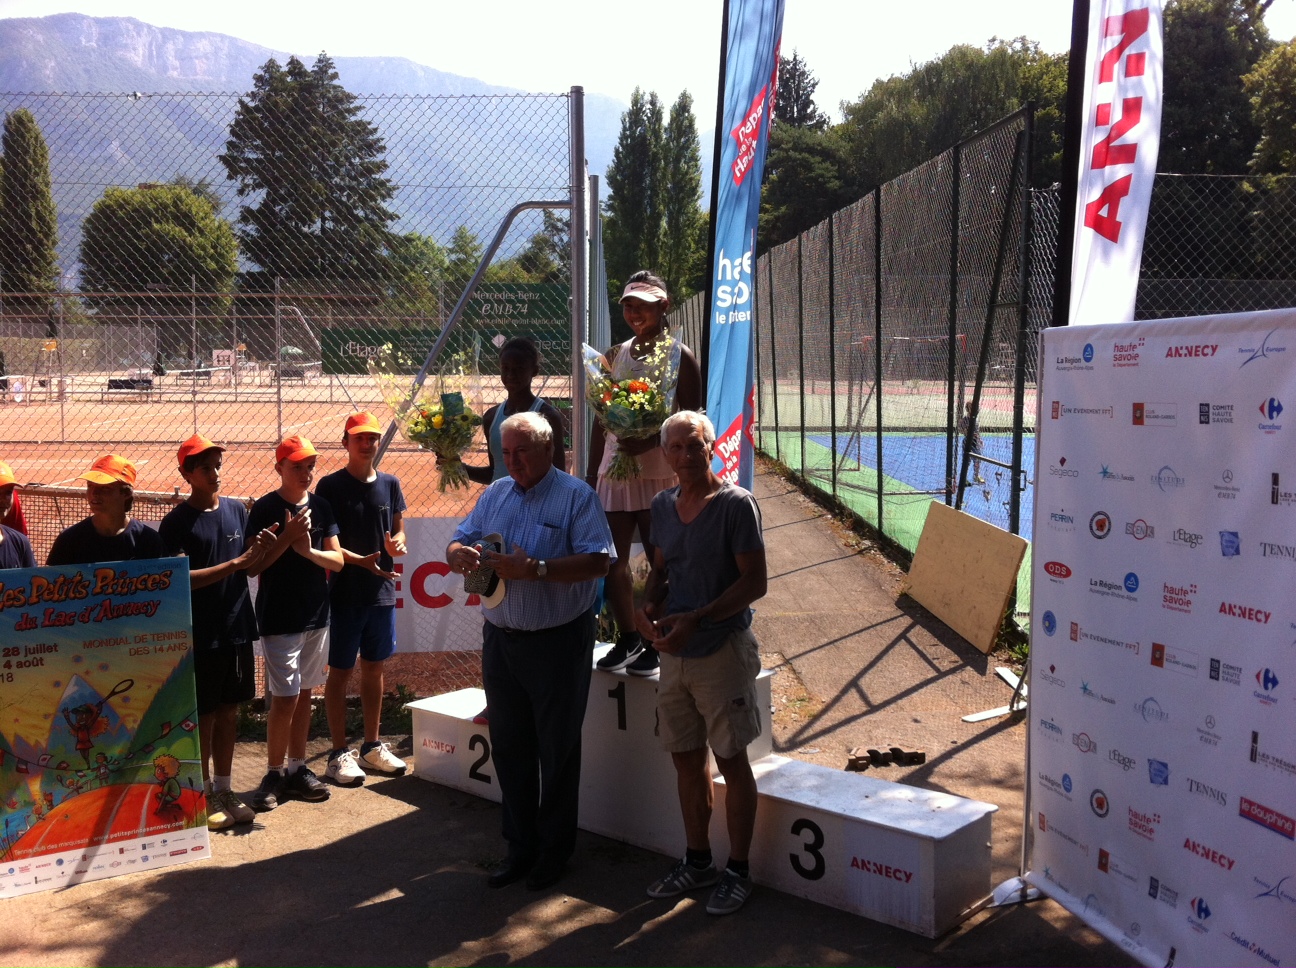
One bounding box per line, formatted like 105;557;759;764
407;644;996;937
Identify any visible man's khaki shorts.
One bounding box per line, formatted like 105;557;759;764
657;628;762;759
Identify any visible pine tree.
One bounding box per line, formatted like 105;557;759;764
775;51;829;130
0;108;59;315
220;53;397;287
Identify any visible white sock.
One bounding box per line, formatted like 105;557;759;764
286;757;305;773
213;775;232;793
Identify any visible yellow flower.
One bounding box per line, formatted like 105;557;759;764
432;414;445;429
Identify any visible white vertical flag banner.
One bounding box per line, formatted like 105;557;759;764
1069;0;1164;327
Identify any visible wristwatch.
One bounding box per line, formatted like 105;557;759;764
536;559;548;578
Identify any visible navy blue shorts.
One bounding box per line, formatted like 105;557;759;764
328;603;397;669
193;640;256;715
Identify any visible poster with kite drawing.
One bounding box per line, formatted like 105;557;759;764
0;557;209;898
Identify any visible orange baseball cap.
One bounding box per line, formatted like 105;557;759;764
275;435;317;463
345;411;383;435
77;454;137;486
176;434;225;466
0;461;17;487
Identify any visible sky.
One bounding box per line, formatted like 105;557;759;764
3;0;1295;126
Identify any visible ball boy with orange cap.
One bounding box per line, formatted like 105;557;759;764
316;412;409;785
245;435;344;810
0;461;35;568
47;454;166;566
159;434;278;830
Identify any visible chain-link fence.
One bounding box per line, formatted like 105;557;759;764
681;107;1296;632
670;109;1034;612
1;88;581;695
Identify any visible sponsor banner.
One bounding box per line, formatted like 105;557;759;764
0;559;209;899
1032;309;1296;968
394;517;486;652
1069;0;1164;327
705;0;784;489
320;284;570;375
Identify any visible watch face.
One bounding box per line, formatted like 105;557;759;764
538;560;547;576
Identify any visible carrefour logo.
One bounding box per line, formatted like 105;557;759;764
1259;397;1284;433
1191;896;1212;922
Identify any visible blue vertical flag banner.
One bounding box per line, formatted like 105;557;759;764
0;557;209;899
706;0;785;488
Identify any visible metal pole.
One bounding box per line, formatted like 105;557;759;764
874;187;884;534
373;200;572;465
946;143;962;506
274;277;283;441
191;275;198;431
767;255;780;465
569;86;589;477
796;235;806;479
828;213;838;499
1011;106;1035;540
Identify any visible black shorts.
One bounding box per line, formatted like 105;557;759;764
193;640;256;715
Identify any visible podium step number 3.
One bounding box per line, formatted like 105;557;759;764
407;645;996;937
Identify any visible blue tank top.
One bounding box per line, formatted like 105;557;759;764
488;397;547;481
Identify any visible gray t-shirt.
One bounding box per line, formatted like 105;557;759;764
650;482;764;658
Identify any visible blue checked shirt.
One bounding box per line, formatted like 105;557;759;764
452;467;615;631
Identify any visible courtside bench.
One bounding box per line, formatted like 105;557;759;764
408;644;996;936
100;377;157;401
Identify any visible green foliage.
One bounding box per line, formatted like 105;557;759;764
839;39;1037;193
604;88;706;304
660;93;705;300
220;53;398;285
1244;38;1296;174
775;50;829;130
759;124;856;250
0;108;60;313
79;184;237;314
1160;0;1273;174
447;224;483;287
386;230;450;317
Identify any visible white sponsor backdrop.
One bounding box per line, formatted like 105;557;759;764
394;517;483;652
1028;309;1296;968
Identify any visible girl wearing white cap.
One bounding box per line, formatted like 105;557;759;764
586;270;701;677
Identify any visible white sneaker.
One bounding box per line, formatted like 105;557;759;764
360;742;407;775
324;748;366;787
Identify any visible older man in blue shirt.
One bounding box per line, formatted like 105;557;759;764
447;410;613;892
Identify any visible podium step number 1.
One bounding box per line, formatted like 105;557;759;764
407;644;996;937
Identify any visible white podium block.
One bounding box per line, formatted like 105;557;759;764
407;689;500;803
578;644;773;853
714;756;997;937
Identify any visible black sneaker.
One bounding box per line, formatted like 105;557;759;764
626;644;660;677
283;765;330;803
597;635;643;672
251;770;283;812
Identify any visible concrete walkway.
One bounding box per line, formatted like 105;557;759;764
0;461;1129;967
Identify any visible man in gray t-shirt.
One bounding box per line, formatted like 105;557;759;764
635;411;767;917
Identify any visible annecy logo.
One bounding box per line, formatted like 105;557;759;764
1165;343;1218;358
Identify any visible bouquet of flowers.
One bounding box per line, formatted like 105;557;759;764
402;391;483;491
583;338;680;481
369;342;484;492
